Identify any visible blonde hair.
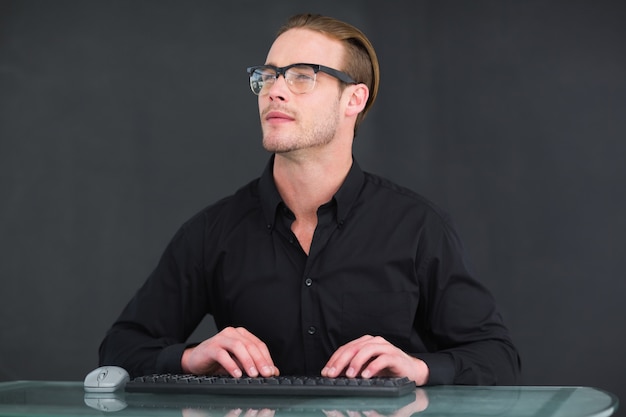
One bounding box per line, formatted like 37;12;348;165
277;14;380;134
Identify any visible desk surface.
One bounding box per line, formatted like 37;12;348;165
0;381;619;417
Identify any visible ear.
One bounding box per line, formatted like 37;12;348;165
344;83;369;118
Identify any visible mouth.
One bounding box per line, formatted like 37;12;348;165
264;110;295;123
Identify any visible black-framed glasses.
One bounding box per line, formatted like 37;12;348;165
246;63;357;95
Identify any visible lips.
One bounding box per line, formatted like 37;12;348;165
264;110;294;122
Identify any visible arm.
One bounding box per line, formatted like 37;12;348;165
322;215;521;386
412;218;522;385
99;220;209;378
99;209;280;379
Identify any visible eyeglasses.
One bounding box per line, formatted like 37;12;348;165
246;63;357;95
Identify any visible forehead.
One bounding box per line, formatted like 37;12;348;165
265;28;346;69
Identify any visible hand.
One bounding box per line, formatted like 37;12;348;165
181;326;279;378
321;335;429;386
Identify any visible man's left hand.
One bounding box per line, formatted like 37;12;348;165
320;335;430;386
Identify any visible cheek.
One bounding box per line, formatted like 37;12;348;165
258;97;265;117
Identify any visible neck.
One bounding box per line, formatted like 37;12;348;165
273;150;352;218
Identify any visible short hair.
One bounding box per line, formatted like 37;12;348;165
277;13;380;134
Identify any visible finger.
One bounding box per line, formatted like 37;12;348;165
233;328;278;376
218;327;278;377
213;344;246;378
322;335;374;377
358;354;395;378
332;336;395;378
348;338;402;378
237;328;280;376
321;346;354;378
183;336;242;376
358;347;423;381
191;327;269;377
219;333;266;377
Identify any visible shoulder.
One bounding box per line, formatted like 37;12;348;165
175;178;262;238
362;171;452;224
359;172;470;266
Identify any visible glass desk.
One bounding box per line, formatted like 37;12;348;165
0;380;618;417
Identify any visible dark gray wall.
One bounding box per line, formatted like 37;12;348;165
1;0;625;410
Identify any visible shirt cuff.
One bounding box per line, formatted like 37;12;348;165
155;343;190;375
413;352;455;385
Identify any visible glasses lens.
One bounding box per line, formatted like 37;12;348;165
284;65;316;94
247;64;318;95
249;67;276;95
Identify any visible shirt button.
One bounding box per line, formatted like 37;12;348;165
307;326;316;335
304;277;313;286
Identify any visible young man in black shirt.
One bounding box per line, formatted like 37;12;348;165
99;13;521;386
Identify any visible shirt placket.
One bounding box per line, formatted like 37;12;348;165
299;203;338;374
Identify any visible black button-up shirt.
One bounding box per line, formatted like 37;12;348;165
100;157;521;385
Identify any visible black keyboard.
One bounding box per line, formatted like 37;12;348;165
125;374;416;397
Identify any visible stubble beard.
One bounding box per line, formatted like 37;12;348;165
262;100;340;154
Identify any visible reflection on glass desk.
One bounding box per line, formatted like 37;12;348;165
0;380;619;417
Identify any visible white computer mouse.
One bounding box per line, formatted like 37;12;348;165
84;366;130;392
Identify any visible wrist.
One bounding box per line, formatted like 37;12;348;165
181;347;193;374
411;357;430;386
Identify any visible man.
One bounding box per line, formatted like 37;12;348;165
99;13;521;386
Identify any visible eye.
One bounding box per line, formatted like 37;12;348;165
259;72;276;82
293;73;314;82
286;66;316;83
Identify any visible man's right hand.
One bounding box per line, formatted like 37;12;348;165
181;326;279;378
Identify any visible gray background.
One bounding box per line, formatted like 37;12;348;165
1;0;625;410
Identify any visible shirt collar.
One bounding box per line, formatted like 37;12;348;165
258;155;365;230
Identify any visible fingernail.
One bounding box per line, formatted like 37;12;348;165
362;369;371;378
262;366;271;375
347;367;355;377
248;366;258;376
233;368;243;378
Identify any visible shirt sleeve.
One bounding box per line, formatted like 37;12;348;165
414;215;521;385
98;217;210;378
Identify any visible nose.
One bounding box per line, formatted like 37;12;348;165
267;74;289;101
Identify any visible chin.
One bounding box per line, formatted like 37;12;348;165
262;137;295;153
